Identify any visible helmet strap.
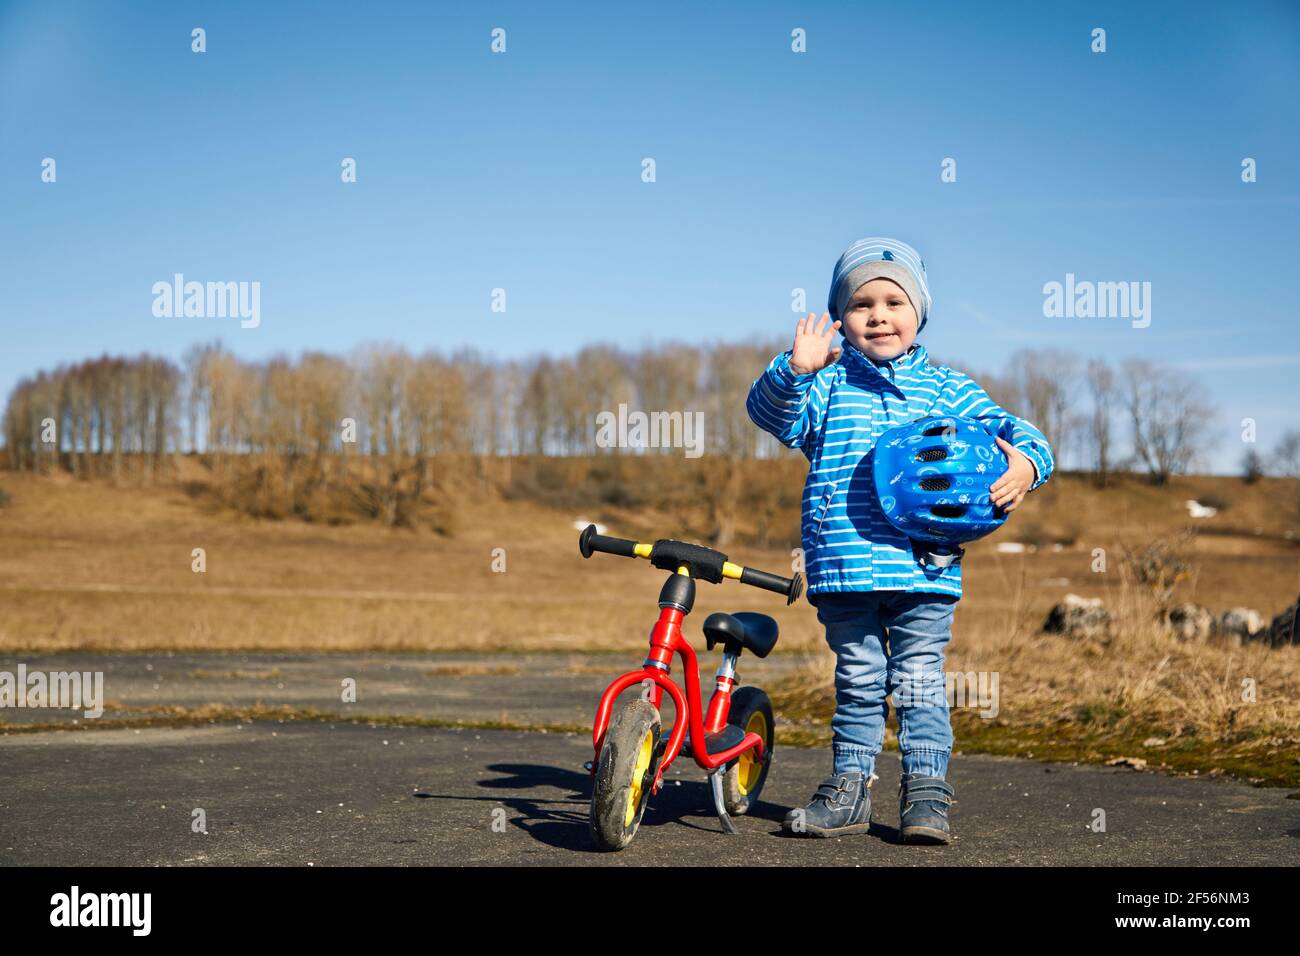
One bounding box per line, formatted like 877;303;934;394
914;542;965;569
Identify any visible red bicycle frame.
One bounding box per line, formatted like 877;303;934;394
590;603;765;795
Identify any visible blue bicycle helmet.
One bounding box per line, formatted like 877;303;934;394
872;415;1014;566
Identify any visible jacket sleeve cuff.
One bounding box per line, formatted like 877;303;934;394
1014;439;1051;492
772;350;816;385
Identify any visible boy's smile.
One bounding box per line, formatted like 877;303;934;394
841;278;919;362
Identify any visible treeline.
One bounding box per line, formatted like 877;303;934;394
2;338;791;459
3;355;179;479
2;340;796;526
4;341;1297;528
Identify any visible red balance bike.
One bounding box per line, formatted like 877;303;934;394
578;524;803;850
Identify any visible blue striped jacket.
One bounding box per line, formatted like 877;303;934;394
746;339;1054;602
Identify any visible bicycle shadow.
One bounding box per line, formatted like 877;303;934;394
416;758;912;850
451;761;818;851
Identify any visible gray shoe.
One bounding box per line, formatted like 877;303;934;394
782;770;873;837
898;773;955;844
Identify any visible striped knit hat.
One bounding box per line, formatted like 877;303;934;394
827;237;932;333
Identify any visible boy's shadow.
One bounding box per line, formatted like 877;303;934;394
767;808;905;844
454;761;909;850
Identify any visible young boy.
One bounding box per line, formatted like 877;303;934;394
745;236;1054;843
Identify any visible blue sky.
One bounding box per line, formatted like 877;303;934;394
2;0;1298;471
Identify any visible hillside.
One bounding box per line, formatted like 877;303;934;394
0;461;1296;653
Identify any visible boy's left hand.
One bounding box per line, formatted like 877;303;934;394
990;437;1035;512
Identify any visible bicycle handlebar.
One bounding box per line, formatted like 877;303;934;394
578;524;804;605
738;566;802;600
578;526;639;560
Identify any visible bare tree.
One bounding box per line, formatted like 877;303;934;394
1274;429;1300;479
1009;349;1081;471
1272;428;1300;520
3;376;35;470
519;357;559;456
575;344;634;457
1085;357;1117;486
1121;360;1213;483
355;344;413;525
1240;448;1264;484
630;344;702;457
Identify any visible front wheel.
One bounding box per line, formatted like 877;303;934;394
589;698;662;851
722;687;775;816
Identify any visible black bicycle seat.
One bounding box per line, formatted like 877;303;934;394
702;612;779;658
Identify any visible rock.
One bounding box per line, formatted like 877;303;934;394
1043;594;1111;639
1142;737;1167;748
1218;607;1266;644
1167;603;1213;641
1264;594;1299;648
1105;756;1148;770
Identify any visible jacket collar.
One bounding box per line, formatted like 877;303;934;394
839;337;928;381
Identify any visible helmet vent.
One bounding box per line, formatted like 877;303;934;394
916;447;948;462
922;423;956;437
919;476;951;491
930;505;966;518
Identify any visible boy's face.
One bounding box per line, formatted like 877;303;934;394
841;278;919;361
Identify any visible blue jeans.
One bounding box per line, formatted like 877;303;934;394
815;590;959;780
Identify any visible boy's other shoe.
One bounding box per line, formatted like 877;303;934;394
782;770;873;837
898;773;955;844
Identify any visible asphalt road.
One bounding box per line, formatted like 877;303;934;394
0;651;812;728
2;720;1298;865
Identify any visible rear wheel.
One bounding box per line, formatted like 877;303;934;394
722;687;774;815
589;699;662;851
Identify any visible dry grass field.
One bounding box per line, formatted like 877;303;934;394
1;458;1297;784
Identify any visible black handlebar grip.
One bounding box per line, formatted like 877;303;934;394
579;524;639;560
740;567;805;605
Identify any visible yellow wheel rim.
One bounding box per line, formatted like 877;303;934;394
625;728;655;828
736;711;769;795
